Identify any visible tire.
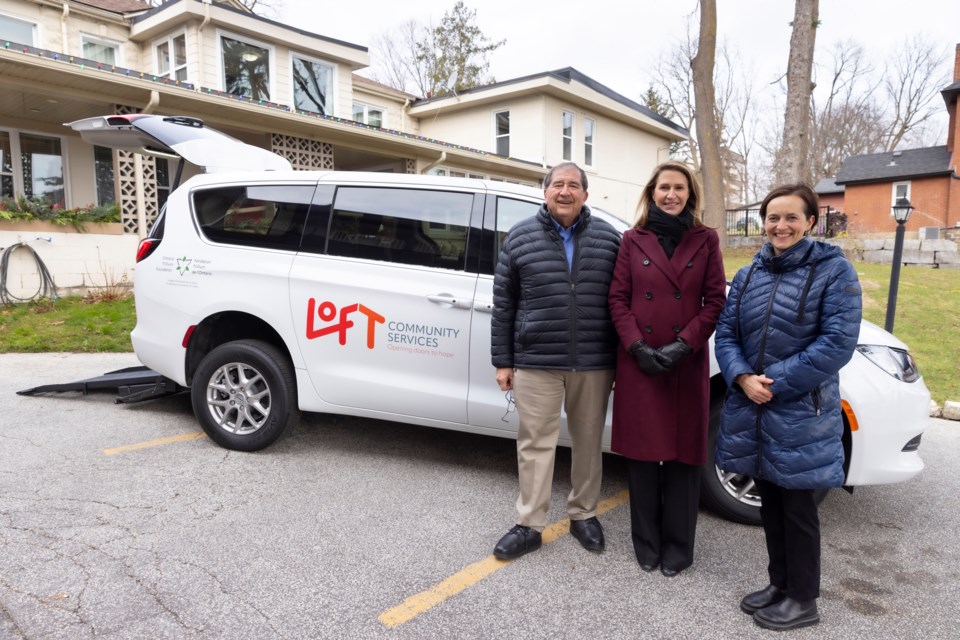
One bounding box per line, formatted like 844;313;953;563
700;395;828;526
191;340;299;452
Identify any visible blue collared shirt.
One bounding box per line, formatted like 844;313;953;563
551;216;581;271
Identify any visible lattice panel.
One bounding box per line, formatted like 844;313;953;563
405;159;416;174
113;105;158;235
271;134;334;169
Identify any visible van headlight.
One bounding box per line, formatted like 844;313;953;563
856;345;920;382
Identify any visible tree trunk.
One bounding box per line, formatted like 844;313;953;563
778;0;819;185
691;0;726;244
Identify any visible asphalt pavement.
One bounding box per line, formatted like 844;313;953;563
2;353;958;639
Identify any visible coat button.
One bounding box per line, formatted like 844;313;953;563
686;261;694;268
643;259;651;266
673;325;682;333
644;292;653;300
644;325;653;333
674;290;682;299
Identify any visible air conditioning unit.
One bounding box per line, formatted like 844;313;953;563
919;227;940;240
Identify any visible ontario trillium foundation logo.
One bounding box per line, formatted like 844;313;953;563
176;256;192;276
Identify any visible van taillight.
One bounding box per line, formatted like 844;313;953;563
136;238;161;263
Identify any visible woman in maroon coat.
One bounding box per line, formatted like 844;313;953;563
608;161;726;576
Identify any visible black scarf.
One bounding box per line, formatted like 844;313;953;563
645;206;694;258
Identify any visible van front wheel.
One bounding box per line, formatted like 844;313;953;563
700;397;828;525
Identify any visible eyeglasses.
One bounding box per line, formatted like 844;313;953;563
500;389;516;423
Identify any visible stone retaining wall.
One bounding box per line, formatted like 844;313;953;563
828;237;960;268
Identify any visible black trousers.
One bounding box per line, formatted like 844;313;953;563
626;460;701;571
755;478;821;601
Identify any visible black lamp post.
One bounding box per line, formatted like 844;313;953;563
884;197;913;333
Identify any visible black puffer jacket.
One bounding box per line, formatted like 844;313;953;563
491;204;620;370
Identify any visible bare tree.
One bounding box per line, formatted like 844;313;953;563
777;0;819;185
368;20;430;95
648;25;699;169
366;2;504;97
806;41;885;182
691;0;726;237
882;35;949;151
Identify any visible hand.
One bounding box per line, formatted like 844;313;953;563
736;373;774;404
656;339;692;370
629;341;670;376
496;367;514;391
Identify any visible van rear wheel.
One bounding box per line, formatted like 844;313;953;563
191;340;298;452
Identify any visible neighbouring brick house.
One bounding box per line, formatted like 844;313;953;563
814;177;844;213
835;44;960;236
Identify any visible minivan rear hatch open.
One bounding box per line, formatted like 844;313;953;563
67;114;292;173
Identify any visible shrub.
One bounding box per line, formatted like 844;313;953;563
0;196;121;231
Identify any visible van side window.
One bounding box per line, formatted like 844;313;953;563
193;185;313;249
496;197;541;256
328;187;472;269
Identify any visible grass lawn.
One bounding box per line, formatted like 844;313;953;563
0;295;136;353
1;247;957;405
723;246;960;406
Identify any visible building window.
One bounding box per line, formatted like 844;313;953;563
94;145;115;207
1;131;14;199
352;103;383;127
82;35;120;65
494;110;510;156
221;35;272;100
0;131;65;207
562;111;574;161
292;55;335;115
0;14;36;46
156;33;187;82
891;181;911;214
584;118;595;167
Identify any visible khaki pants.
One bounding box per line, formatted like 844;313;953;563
512;368;615;530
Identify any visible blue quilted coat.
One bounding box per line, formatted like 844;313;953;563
714;238;862;489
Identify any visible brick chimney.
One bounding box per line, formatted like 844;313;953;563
956;43;960;81
948;44;960;153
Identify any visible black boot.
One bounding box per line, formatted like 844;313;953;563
753;596;820;631
740;584;785;614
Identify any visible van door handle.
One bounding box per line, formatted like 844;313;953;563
473;300;493;313
426;293;472;309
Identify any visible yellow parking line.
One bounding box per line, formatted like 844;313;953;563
378;488;629;628
102;432;206;456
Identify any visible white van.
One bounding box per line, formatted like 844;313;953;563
69;114;930;524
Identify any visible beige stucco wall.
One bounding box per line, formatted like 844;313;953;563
416;94;670;220
416;95;546;162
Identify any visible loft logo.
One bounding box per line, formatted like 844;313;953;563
176;256;192;276
306;299;385;349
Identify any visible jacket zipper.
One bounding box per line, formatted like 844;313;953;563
569;228;580;369
753;272;783;477
811;386;821;416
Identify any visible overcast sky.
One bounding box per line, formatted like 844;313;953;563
277;0;960;143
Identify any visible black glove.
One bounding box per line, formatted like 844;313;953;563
656;338;692;370
629;340;670;376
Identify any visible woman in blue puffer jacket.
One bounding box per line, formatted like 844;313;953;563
715;184;862;632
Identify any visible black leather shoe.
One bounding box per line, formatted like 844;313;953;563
493;525;542;560
753;597;820;631
569;516;605;551
639;562;659;572
740;585;786;614
660;566;681;577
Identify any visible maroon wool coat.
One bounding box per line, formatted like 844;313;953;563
608;225;727;464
